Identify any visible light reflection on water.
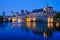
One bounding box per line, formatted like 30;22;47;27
0;22;60;40
26;22;31;29
56;22;59;27
48;22;53;28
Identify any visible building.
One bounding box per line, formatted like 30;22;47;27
11;4;55;22
25;4;55;22
21;10;26;15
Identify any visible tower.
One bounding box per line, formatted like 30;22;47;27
46;4;49;8
21;10;25;15
11;10;14;16
3;11;5;21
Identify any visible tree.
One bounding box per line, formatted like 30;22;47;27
56;12;60;19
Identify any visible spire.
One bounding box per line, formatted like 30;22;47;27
46;4;49;8
11;10;14;16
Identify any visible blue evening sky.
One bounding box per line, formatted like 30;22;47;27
0;0;60;15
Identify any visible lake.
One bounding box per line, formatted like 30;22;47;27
0;22;60;40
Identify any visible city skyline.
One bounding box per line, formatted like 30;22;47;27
0;0;60;15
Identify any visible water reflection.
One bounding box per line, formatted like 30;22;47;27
12;23;22;27
12;22;60;38
56;22;59;27
0;21;60;40
26;22;31;29
43;32;47;38
26;22;36;29
12;23;17;27
0;22;8;28
18;23;21;27
48;22;53;28
32;22;36;28
55;22;60;32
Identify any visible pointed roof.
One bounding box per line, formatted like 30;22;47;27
31;9;43;13
46;4;53;8
46;4;49;8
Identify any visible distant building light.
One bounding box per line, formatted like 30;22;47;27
26;18;31;22
26;16;31;22
8;18;11;21
18;18;22;23
32;17;36;22
12;17;17;22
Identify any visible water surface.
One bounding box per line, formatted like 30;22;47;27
0;22;60;40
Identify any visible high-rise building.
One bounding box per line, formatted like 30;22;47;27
26;10;30;14
21;10;30;15
21;10;25;15
3;11;6;21
11;10;15;16
3;11;5;16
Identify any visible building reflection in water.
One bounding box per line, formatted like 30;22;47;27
12;23;22;28
32;22;36;28
26;22;36;29
55;22;60;32
12;18;22;27
11;18;60;40
56;22;59;27
48;22;53;28
12;23;17;27
26;22;31;29
43;32;47;38
32;22;54;39
12;22;22;28
18;23;21;27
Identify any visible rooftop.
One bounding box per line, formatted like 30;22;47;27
31;9;43;13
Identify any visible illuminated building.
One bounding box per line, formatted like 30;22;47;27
26;17;31;22
48;15;54;22
21;10;25;15
11;4;55;22
18;18;22;23
12;17;17;22
32;16;36;22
